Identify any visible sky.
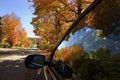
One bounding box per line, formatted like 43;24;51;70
0;0;37;38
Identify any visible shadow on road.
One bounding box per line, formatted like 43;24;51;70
0;49;42;80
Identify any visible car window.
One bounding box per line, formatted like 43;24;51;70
54;0;120;80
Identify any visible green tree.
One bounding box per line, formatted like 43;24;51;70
85;48;111;60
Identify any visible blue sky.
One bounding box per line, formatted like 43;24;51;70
0;0;37;37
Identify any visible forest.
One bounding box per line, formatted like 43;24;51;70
0;13;33;48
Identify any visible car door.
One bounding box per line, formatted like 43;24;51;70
25;0;120;80
52;0;120;80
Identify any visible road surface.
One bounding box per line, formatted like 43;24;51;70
0;48;45;80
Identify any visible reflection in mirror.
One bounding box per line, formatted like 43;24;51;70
24;54;45;69
54;61;73;79
54;0;120;79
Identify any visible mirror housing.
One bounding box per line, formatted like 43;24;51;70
54;61;73;78
24;54;45;69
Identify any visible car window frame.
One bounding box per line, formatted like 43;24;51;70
48;0;103;62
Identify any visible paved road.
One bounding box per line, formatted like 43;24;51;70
0;48;44;80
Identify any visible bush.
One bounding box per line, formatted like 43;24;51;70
0;42;11;48
74;59;110;80
38;41;54;51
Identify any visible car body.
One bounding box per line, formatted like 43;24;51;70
25;0;120;80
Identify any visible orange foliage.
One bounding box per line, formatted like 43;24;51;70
9;30;19;45
55;44;84;66
24;39;32;47
29;0;93;47
19;28;27;47
1;13;28;47
63;45;84;63
2;13;20;46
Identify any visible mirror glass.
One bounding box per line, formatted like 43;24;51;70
54;61;73;78
24;54;45;69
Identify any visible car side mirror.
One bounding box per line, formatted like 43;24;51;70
54;61;73;79
24;54;45;69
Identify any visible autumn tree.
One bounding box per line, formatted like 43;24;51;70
31;0;75;43
0;13;29;48
0;16;3;42
86;0;120;37
18;28;27;47
1;13;20;47
28;0;93;51
24;39;33;48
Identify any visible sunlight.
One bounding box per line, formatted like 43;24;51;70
0;55;27;62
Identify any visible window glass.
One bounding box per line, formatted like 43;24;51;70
54;0;120;80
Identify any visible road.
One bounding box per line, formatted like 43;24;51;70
0;48;45;80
